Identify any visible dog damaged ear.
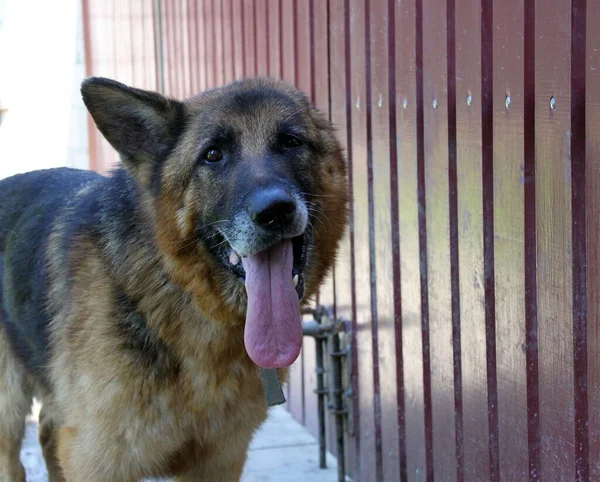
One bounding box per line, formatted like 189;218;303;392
81;77;185;182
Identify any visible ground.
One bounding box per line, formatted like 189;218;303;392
21;405;340;482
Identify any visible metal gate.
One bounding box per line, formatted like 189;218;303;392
83;1;600;480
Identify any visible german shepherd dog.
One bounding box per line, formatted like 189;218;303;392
0;77;348;481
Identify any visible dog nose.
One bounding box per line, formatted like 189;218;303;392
247;187;297;230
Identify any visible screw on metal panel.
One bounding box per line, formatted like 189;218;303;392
466;93;473;106
505;94;512;110
550;96;557;111
402;98;408;109
377;94;383;108
355;96;360;110
432;98;438;109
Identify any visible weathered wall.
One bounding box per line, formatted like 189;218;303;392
83;1;600;480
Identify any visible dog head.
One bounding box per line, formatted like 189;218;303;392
82;77;349;368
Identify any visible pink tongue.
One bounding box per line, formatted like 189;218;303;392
242;240;302;368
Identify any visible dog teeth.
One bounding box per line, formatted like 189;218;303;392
293;274;299;287
229;250;240;266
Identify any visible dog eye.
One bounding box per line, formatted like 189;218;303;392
278;134;303;149
204;148;223;162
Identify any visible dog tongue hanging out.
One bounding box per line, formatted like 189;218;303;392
242;240;302;368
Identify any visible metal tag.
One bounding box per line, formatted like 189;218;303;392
259;368;286;406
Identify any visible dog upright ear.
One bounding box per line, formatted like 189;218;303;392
81;77;185;182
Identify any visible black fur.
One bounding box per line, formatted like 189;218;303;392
0;167;168;385
114;292;180;378
0;169;100;383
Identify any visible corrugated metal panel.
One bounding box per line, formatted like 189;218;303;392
83;1;600;480
82;0;158;172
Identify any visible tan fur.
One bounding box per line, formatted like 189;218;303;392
48;239;267;481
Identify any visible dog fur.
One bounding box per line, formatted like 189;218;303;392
0;77;348;481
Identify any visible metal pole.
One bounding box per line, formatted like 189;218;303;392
315;335;327;469
330;333;346;482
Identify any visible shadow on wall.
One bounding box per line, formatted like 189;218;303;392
0;0;89;180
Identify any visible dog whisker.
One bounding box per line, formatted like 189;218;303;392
306;203;330;222
201;219;228;229
300;191;338;199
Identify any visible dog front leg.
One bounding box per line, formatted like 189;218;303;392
0;436;26;482
38;406;65;482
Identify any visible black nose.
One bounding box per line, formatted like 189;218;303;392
247;187;297;230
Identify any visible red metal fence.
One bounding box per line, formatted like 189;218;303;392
83;1;600;480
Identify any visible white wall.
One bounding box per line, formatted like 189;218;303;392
0;0;89;180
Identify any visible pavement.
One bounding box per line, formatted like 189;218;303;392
21;405;340;482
